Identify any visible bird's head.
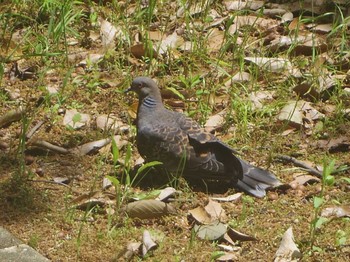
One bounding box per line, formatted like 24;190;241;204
125;77;161;100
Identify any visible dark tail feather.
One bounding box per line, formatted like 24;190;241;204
235;159;281;198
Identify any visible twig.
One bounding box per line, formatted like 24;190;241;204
275;154;322;178
31;140;70;154
26;120;45;139
28;179;70;187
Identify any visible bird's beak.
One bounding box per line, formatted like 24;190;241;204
124;87;132;93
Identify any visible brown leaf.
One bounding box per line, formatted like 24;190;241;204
289;174;320;187
124;199;176;219
321;205;350;218
130;43;157;59
204;109;227;133
207;28;225;52
317;137;350;153
226;227;257;242
205;199;227;221
189;206;212;224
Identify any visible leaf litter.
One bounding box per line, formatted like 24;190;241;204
0;1;350;261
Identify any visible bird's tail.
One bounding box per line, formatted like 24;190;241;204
235;159;281;198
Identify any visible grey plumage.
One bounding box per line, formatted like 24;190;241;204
126;76;281;198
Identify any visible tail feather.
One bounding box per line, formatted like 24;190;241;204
236;159;281;198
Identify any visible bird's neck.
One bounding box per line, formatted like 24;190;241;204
139;95;164;110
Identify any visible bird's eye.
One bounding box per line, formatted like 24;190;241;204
139;83;142;88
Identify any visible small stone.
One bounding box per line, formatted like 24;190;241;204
36;168;44;177
25;155;35;165
0;141;9;150
267;192;278;200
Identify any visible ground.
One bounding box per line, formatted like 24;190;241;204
0;1;350;261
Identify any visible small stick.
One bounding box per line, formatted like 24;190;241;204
275;154;322;178
26;120;45;139
28;179;70;187
31;140;70;154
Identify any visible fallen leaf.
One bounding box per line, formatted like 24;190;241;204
289;174;320;187
249;90;275;110
274;227;302;262
321;205;350;218
156;187;177;201
124;199;176;219
71;138;112;155
244;57;301;76
130;43;157;59
123;242;142;260
216;252;238;261
204;109;227;133
189;206;212;224
205;199;227;221
78;53;104;67
226;227;257;242
194;221;227;241
142;230;158;257
158;31;184;55
211;193;242;202
0;108;24;128
100;18;117;49
207;28;225;52
317;137;350;153
63;109;91;129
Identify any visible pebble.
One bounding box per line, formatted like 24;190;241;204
24;155;35;165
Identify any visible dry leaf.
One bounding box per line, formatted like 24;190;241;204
274;227;302;262
71;138;111;155
317;137;350;153
100;19;117;49
204;109;227;133
96;114;127;133
289;174;320;187
72;191;114;210
189;206;212;224
216;252;238;261
229;15;279;34
130;43;157;59
156;187;177;201
226;227;257;242
123;242;142;260
205;199;227;221
0;108;24;128
207;28;225;52
321;205;350;218
124;199;176;219
63;109;91;129
244;57;301;76
158;31;184;55
78;53;104;67
194;221;227;241
211;193;242;202
249;91;275;110
142;230;158;256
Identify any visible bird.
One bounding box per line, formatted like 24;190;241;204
126;76;281;198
